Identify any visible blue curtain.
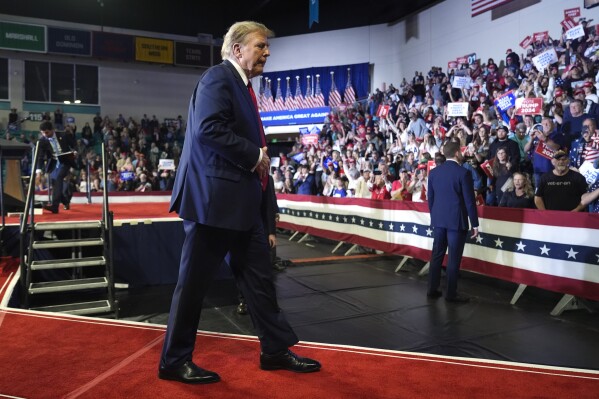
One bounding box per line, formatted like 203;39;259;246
261;62;369;104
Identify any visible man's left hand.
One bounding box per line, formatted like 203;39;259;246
256;146;270;178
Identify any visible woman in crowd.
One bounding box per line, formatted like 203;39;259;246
390;169;412;201
401;152;417;173
471;126;491;163
369;173;391;200
488;148;517;206
78;170;90;193
419;132;440;158
408;166;428;202
404;132;420;160
272;169;285;193
499;172;535;208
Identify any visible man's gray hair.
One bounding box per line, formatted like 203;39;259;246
221;21;274;60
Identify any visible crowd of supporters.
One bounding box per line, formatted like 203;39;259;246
8;110;183;195
273;16;599;213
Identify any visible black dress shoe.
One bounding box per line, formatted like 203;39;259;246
445;294;470;303
63;203;70;210
427;290;442;298
236;301;248;315
158;361;220;384
272;262;287;272
260;350;321;373
43;205;59;214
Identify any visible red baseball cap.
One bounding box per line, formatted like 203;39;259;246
554;88;564;97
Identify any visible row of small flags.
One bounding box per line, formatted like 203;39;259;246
258;68;356;112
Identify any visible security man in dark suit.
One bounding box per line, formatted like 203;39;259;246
427;141;479;303
158;21;320;385
37;121;76;213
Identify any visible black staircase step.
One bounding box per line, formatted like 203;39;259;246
31;256;106;270
34;221;103;231
30;300;112;315
29;277;108;294
32;238;104;249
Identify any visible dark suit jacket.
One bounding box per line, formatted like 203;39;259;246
170;60;264;231
428;160;479;231
37;131;77;173
261;176;279;236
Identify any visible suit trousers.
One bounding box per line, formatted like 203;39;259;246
50;165;70;208
428;227;468;299
160;220;299;369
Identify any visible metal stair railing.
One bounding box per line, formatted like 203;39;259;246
19;141;41;307
18;142;117;316
100;143;116;313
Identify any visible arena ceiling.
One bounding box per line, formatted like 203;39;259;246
0;0;441;39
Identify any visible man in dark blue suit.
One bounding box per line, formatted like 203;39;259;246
427;141;479;303
37;121;76;213
158;21;320;385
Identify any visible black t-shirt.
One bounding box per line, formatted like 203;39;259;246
535;170;588;211
499;190;535;208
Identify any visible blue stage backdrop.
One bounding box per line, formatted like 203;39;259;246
261;62;369;105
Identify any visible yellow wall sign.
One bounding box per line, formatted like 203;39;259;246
135;37;173;64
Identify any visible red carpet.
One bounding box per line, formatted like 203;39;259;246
3;202;175;225
0;308;597;399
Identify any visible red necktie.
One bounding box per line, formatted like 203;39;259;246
247;81;268;191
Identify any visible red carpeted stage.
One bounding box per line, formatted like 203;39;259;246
2;199;599;398
0;307;597;399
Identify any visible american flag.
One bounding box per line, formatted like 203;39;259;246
344;68;356;104
471;0;513;17
305;76;317;108
261;78;275;112
294;76;306;109
328;72;342;108
277;195;599;302
274;78;286;111
314;74;325;107
284;77;295;110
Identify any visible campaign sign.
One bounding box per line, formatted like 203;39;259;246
452;76;471;89
564;7;581;19
561;17;577;31
456;56;468;64
494;90;516;112
480;158;494;178
520;35;533;49
515;98;543;115
376;105;390;118
533;31;549;42
579;161;599;185
566;25;586;40
447;60;458;69
447;102;469;117
427;160;436;174
532;48;558;71
535;141;556;160
120;171;135;181
66;116;75;124
299;126;319;146
158;159;175;170
270;157;280;169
